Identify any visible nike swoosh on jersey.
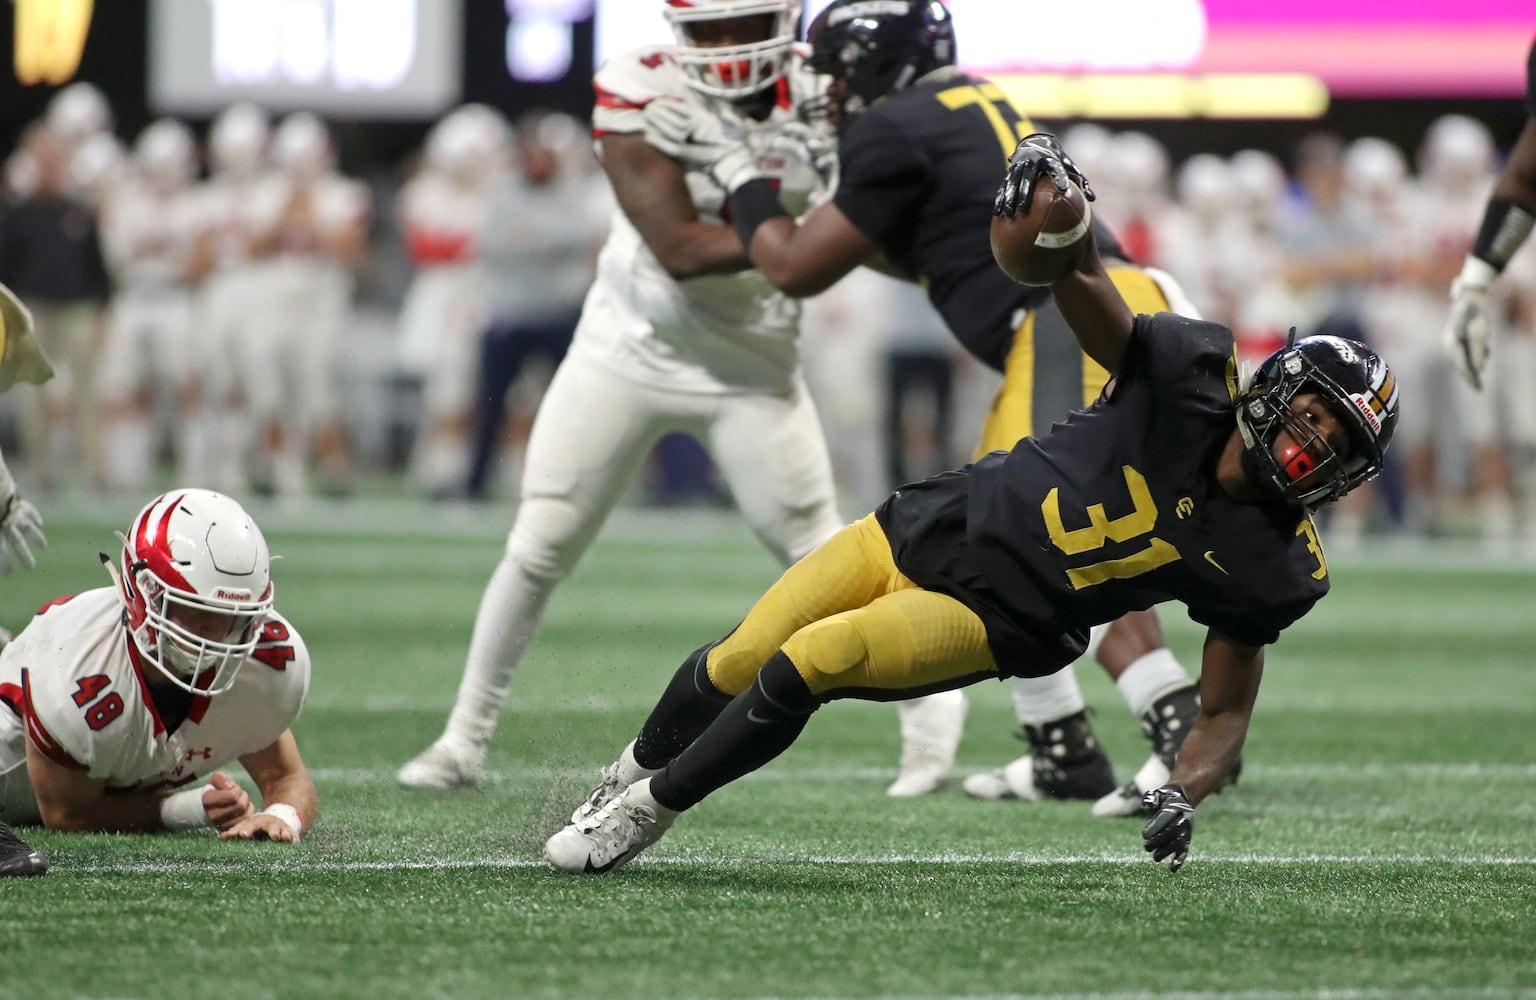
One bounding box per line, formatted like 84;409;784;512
1203;550;1228;575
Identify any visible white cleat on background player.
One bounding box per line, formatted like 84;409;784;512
396;737;485;790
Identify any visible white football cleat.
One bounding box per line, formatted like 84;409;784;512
961;751;1044;801
396;737;484;790
888;691;970;797
570;742;657;825
544;777;678;874
1091;754;1173;817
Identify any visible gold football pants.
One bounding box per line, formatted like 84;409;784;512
704;514;998;699
975;265;1170;455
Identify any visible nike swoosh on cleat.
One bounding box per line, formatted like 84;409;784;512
1203;550;1228;575
583;852;629;874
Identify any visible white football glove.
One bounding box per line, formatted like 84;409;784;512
768;121;839;192
1444;257;1497;391
642;99;759;192
0;452;45;574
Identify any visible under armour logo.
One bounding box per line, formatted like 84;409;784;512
1175;497;1194;519
185;746;213;761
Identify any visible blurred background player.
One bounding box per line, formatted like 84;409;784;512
397;0;846;789
0;107;111;494
650;0;1216;811
96;118;205;494
396;104;510;499
193;103;274;494
245;112;371;497
0;489;317;850
466;111;609;501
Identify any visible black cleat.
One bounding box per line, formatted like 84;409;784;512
0;820;47;877
1092;684;1242;817
963;709;1116;801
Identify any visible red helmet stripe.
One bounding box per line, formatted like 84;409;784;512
133;491;194;592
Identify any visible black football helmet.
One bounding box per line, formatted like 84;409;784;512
805;0;956;120
1235;334;1400;508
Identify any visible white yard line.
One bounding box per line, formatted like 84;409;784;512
61;851;1536;875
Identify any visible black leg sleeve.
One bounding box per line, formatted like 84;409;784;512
632;640;735;770
648;652;820;812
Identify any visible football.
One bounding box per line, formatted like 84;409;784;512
989;178;1092;287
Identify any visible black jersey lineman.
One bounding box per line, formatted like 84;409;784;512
832;73;1129;372
877;312;1331;674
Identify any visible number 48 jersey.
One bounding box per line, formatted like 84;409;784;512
0;588;310;823
878;313;1331;673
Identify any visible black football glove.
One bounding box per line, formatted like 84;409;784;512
1141;784;1194;872
993;133;1096;219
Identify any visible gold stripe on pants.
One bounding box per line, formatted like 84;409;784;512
705;514;997;698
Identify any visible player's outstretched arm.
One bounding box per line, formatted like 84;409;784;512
598;132;751;279
223;731;316;843
23;737;248;833
1140;630;1262;872
1445;118;1536;389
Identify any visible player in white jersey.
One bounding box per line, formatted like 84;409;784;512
397;104;508;497
0;490;317;871
397;0;845;789
245;113;371;496
194;104;274;493
0;281;54;876
98;119;207;493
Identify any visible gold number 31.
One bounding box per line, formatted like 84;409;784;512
1042;466;1180;590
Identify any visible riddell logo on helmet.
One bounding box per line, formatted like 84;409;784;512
213;588;253;600
1350;395;1381;434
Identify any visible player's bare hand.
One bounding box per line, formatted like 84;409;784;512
219;812;299;843
994;133;1095;219
202;772;254;830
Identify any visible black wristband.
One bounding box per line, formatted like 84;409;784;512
1471;197;1536;273
727;178;790;250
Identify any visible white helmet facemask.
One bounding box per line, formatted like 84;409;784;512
663;0;800;100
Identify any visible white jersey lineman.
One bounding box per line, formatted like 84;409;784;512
396;43;846;789
0;588;310;825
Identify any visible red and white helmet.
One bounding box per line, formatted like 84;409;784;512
273;112;333;180
209;103;270;177
109;490;274;696
663;0;801;99
133;118;198;191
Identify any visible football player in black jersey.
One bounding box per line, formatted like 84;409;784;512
542;136;1401;875
1444;34;1536;390
641;0;1211;813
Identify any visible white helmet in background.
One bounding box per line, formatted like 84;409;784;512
426;104;511;180
1418;114;1494;187
1176;153;1236;218
209;103;270;177
273;112;333;180
1107;131;1170;215
133;118;198;190
1343;136;1407;198
1229;148;1287;216
109;489;275;697
68;131;125;203
1060;122;1114;183
663;0;801;100
46;81;113;145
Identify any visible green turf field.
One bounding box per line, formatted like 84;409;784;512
2;500;1534;1000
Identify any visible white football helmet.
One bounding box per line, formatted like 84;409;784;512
108;490;275;696
1343;136;1406;198
209;103;270;177
425;104;512;181
663;0;801;99
1419;114;1494;188
273;112;333;180
45;81;112;145
133;119;197;190
1176;153;1236;218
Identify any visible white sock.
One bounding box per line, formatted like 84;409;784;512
443;555;559;749
615;740;654;785
105;417;153;492
1114;648;1192;719
1010;668;1087;726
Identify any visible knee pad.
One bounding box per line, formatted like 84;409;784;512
785;618;868;693
504;494;596;583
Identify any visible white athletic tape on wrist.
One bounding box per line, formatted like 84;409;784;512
259;803;303;839
159;784;215;831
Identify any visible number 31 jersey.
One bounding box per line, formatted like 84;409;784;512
878;313;1330;672
0;588;310;823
